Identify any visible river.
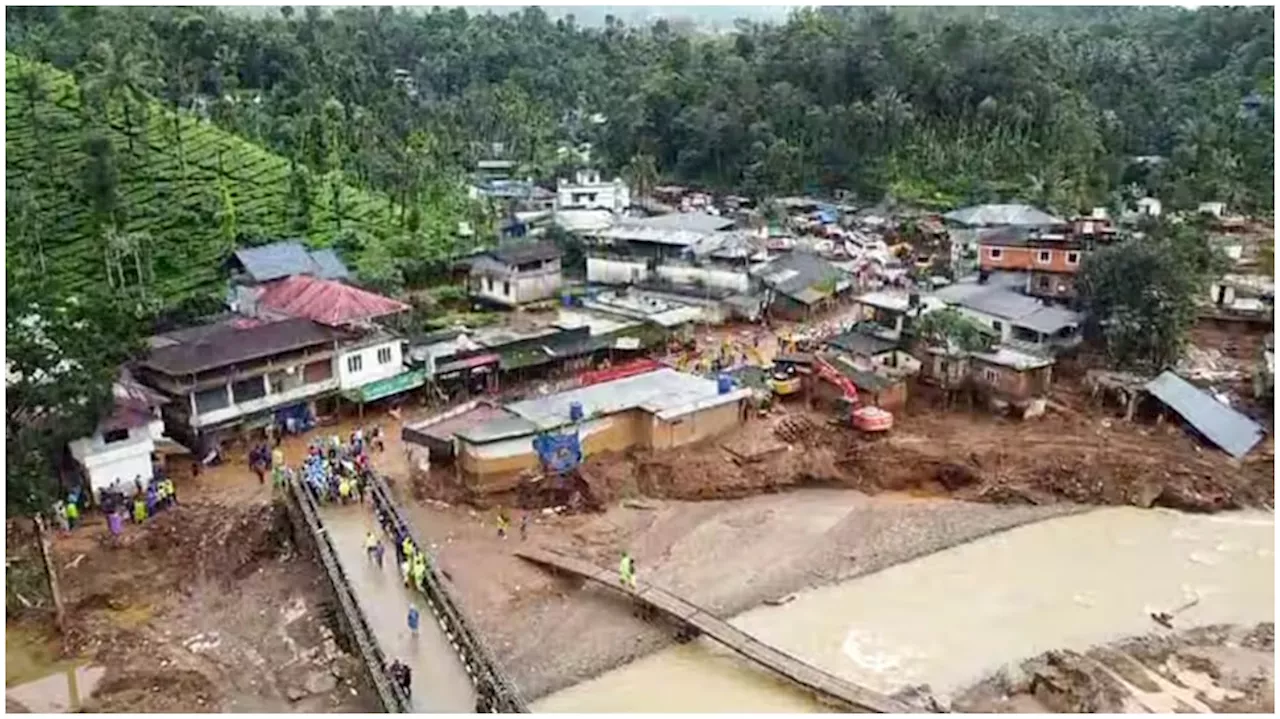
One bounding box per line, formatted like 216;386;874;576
533;507;1274;712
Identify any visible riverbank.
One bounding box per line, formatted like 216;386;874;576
524;506;1273;712
954;622;1274;713
400;488;1083;700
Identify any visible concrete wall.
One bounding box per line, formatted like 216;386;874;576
338;339;404;390
655;264;752;293
952;306;1014;344
588;256;650;285
973;360;1053;401
1027;270;1077;300
68;419;163;494
458;401;745;487
980;245;1082;274
648;400;744;451
472;262;563;306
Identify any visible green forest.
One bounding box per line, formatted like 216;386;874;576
5;4;1274;309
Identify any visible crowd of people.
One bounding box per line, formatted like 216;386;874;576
288;427;386;506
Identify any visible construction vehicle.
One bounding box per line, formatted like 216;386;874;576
768;353;810;396
810;355;894;433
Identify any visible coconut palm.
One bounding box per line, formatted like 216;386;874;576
79;41;155;155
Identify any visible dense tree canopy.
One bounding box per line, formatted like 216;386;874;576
6;5;1274;220
5;273;149;516
1077;221;1232;372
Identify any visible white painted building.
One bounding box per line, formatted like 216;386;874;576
68;373;172;495
556;169;631;213
337;334;406;391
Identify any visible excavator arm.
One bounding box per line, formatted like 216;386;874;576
809;355;893;433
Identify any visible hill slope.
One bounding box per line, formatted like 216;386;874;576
5;54;404;305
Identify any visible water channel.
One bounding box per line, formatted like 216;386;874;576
534;507;1275;713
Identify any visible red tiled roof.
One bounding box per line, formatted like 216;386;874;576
256;275;409;327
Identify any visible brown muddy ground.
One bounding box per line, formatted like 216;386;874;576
953;622;1275;713
7;489;377;712
573;377;1274;514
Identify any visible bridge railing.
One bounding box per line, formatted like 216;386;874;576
365;472;528;713
284;478;412;713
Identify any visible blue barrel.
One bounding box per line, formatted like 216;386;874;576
569;401;584;422
717;374;733;395
561;292;573;308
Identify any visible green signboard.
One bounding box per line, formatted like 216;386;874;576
345;368;427;404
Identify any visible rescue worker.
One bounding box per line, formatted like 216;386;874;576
365;531;379;562
339;477;352;504
495;509;510;540
64;498;80;530
133;494;148;524
619;551;636;590
400;555;413;588
411;553;427;592
401;534;414;564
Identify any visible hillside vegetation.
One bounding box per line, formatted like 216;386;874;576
5;54;464;307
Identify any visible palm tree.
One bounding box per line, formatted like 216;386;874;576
79;41;155;155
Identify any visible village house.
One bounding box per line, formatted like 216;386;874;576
820;352;911;413
931;275;1084;353
134;316;348;450
556;169;631;213
471;179;557;213
917;344;1055;418
68;371;176;498
852;290;942;342
943;203;1065;276
1205;273;1274;324
755;252;853;320
475;158;516;182
586;214;757;296
225;240;351;286
463;240;564;307
231;274;417;412
826;326;922;377
448;368;751;491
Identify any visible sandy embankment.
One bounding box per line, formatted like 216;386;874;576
402;488;1083;700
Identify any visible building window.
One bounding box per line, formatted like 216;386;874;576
992;320;1003;333
486;277;494;292
503;281;511;296
232;377;267;403
1037;250;1052;264
988;247;1003;260
1066;251;1080;265
193;386;230;414
1037;275;1052;290
377;347;393;365
103;428;130;444
982;368;999;383
347;354;363;373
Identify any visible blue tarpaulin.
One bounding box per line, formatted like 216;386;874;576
532;431;582;474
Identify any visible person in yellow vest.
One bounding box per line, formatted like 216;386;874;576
411;553;427;592
133;495;148;524
618;551;636;590
64;499;80;530
338;477;352;504
163;478;178;506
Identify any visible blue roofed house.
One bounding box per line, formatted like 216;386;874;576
226;241;351;285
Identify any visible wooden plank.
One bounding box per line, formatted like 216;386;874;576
515;548;912;714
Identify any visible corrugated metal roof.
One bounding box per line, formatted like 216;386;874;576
232;241;350;282
758;252;849;302
620;211;735;233
943;204;1064;228
255;275;409;327
1144;371;1265;458
308;248;351;280
141;317;343;376
932;281;1082;334
506;368;736;430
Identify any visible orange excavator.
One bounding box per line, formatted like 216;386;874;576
810;355;894;434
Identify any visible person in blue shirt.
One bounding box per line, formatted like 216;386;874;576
407;604;420;637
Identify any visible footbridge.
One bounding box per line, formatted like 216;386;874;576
516;547;912;714
286;474;526;713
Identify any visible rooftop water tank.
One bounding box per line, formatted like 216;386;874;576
717;374;733;395
569;401;584;422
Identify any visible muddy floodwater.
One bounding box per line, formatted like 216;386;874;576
533;507;1274;713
